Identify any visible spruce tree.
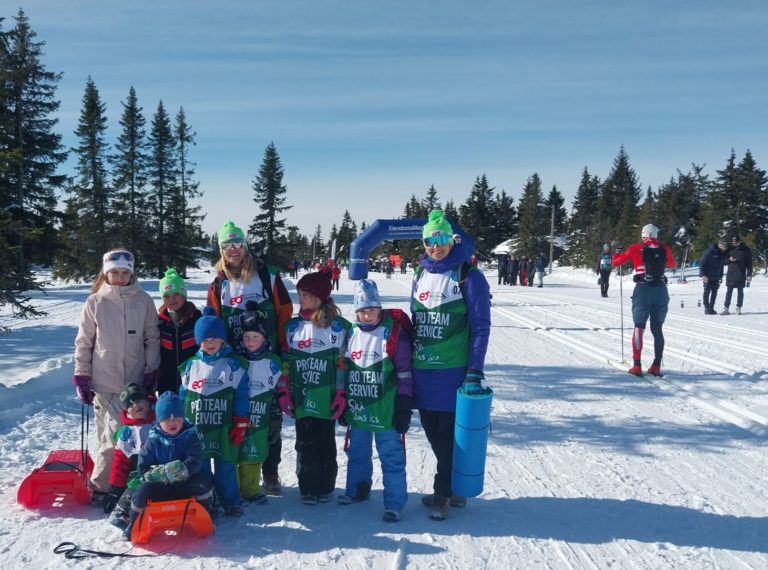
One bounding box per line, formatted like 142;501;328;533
423;184;441;212
459;174;495;254
335;210;356;263
516;173;547;255
110;86;150;260
56;77;111;279
249;142;292;258
493;190;516;243
602;146;642;249
145;100;178;276
734;150;767;251
3;9;66;268
403;194;426;218
564;167;601;267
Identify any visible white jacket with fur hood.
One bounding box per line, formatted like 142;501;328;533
74;281;161;394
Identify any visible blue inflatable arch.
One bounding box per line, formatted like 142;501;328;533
348;218;475;280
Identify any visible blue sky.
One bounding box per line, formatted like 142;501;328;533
11;1;768;237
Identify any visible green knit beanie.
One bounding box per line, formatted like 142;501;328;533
217;220;246;245
422;210;454;241
159;268;187;298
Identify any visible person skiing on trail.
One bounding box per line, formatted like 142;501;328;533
596;244;613;297
611;224;676;377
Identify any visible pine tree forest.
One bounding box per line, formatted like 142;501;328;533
1;10;767;326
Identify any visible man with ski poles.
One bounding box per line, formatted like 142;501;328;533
611;224;676;377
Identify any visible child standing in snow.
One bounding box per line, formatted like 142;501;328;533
105;383;156;529
73;249;160;505
277;271;350;504
157;268;201;394
339;279;413;522
123;391;215;540
235;302;281;504
179;307;250;517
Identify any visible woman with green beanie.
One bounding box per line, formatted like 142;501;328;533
410;210;491;521
157;268;201;394
206;220;294;495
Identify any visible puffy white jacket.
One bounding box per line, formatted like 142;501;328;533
74;281;161;394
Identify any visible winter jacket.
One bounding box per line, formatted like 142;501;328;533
74;281;161;394
158;302;201;394
410;244;491;412
138;420;204;480
207;254;293;353
725;242;753;287
109;408;156;489
698;244;726;282
535;255;547;273
611;239;676;279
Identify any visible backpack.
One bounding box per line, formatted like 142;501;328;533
642;244;667;286
382;308;413;359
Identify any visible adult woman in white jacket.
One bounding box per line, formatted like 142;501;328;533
73;249;160;505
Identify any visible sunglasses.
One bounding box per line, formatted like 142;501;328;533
103;250;134;263
424;234;451;247
221;241;245;251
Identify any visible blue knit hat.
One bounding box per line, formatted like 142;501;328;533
194;306;227;344
353;279;382;311
155;391;185;422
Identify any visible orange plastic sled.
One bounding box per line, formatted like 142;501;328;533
130;498;214;544
17;449;94;508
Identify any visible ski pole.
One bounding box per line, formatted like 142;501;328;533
619;264;625;363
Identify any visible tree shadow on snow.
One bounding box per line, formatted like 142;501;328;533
425;496;768;553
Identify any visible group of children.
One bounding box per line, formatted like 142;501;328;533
75;248;415;540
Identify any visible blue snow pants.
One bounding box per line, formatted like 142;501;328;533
345;427;407;511
201;457;241;507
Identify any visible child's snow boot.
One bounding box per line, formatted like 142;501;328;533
427;494;450;521
262;473;282;496
383;509;402;522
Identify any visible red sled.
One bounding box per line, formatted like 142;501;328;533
130;498;214;544
17;449;94;508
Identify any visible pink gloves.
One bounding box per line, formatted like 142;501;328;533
228;416;249;446
276;376;294;417
72;375;94;406
330;389;347;421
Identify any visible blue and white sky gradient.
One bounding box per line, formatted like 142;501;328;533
13;1;768;237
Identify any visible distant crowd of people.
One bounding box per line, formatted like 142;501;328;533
495;253;548;288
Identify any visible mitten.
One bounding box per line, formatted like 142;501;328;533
103;486;125;514
276;375;294;417
144;464;170;484
462;369;484;395
229;416;249;446
143;370;159;394
393;395;413;434
330;389;347;421
163;460;189;483
72;375;94;406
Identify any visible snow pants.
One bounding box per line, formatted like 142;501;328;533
418;409;456;498
201;457;240;507
262;414;283;479
344;427;407;511
295;417;338;496
91;392;123;492
238;462;262;499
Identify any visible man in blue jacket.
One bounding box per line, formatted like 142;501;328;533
698;239;728;315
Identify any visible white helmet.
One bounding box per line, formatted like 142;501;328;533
641;224;659;239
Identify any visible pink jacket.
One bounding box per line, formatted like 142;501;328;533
74;281;160;394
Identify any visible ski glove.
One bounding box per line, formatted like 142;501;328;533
462;369;485;395
143;370;159;394
393;395;413;434
276;375;294;417
330;389;347;421
144;460;189;484
72;375;94;406
229;416;249;446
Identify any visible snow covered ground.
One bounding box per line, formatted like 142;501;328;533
1;263;767;569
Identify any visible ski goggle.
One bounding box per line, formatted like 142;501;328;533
423;234;451;247
221;241;245;251
103;250;134;263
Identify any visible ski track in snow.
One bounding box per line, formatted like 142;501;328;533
1;265;768;568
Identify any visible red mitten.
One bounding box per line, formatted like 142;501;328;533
228;416;249;445
330;389;347;421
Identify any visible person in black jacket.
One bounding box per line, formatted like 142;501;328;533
698;239;728;315
157;269;201;394
721;235;753;315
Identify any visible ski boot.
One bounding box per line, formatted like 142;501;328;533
646;364;662;377
627;364;643;377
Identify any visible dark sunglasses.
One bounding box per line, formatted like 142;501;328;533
103;250;134;263
424;234;451;247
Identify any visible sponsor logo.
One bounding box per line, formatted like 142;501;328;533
191;379;205;390
229;293;244;306
297;338;312;349
418;291;430;301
